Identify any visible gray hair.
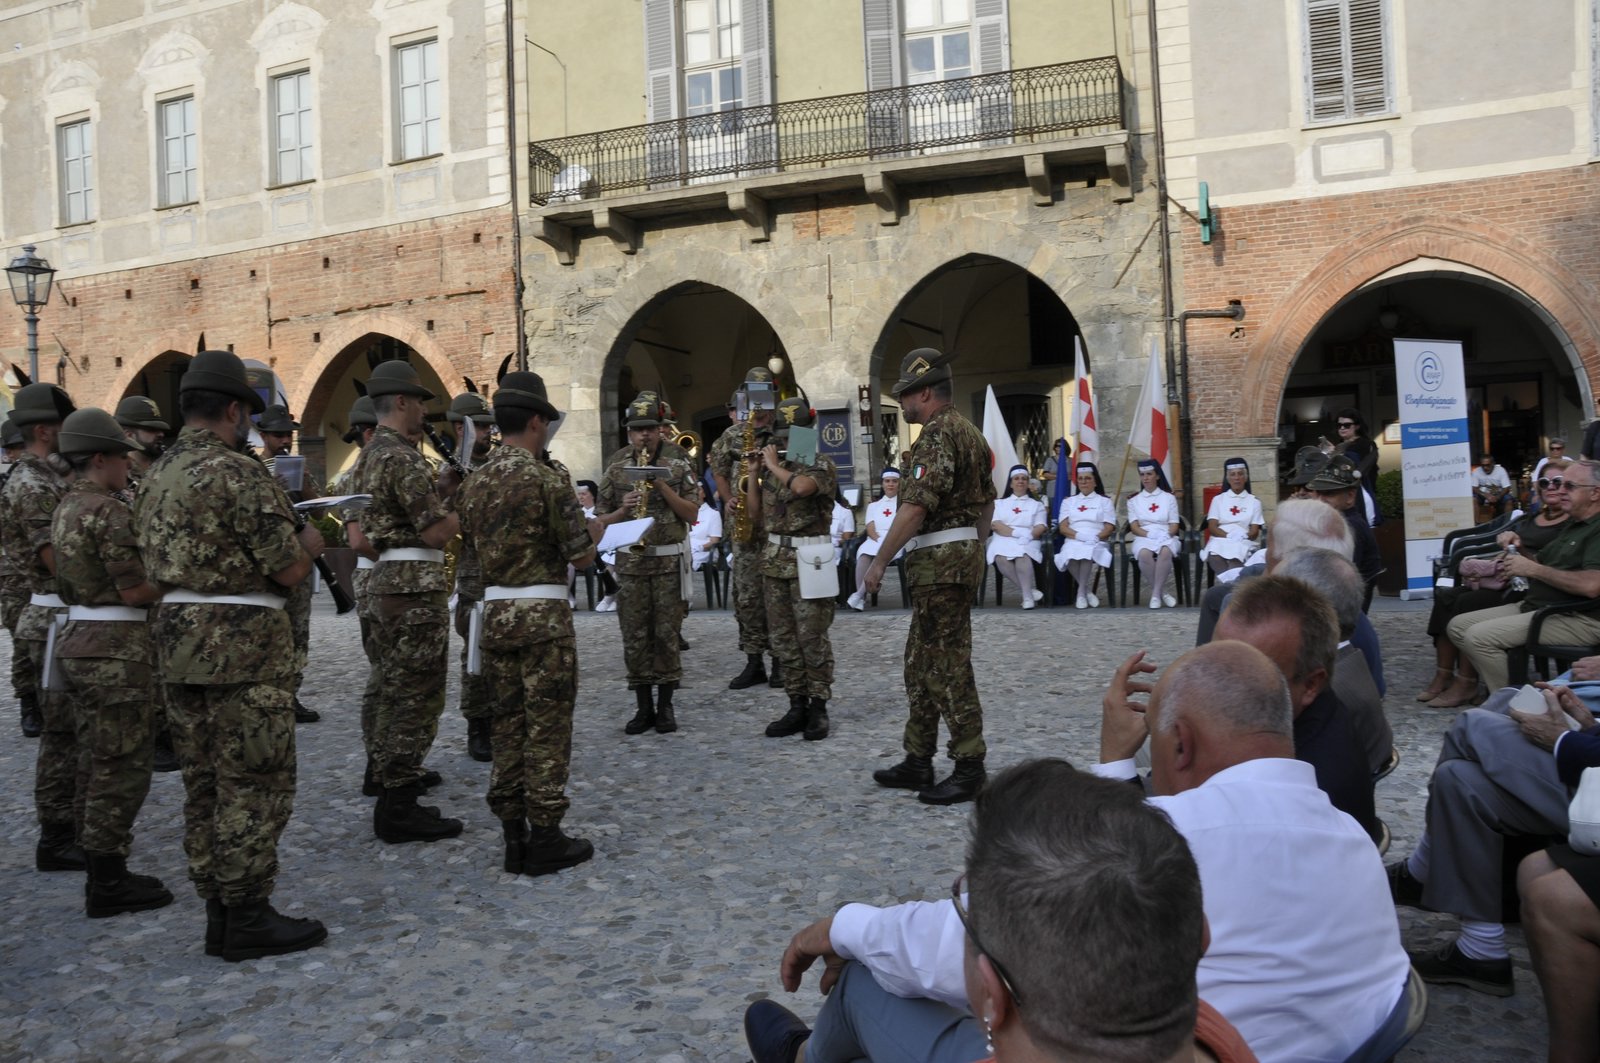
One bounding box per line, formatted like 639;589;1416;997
1276;549;1363;638
1268;497;1353;566
1155;640;1293;738
371;394;402;417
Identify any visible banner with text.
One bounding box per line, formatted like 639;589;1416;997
1394;338;1474;595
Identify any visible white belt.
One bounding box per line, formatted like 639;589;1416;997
483;584;568;602
67;605;148;622
28;593;66;609
767;533;831;548
379;548;445;564
162;591;286;610
633;542;683;557
356;556;376;571
906;527;980;552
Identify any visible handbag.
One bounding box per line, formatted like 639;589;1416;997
1458;555;1507;592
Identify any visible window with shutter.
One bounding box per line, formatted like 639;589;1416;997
1303;0;1392;124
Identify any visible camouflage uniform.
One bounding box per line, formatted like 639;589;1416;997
330;466;382;755
599;441;696;688
271;465;324;711
134;427;304;905
898;404;992;762
452;536;493;723
759;453;839;700
458;445;592;826
708;424;771;654
0;453;76;831
0;463;37;728
53;480;156;857
351;425;453;789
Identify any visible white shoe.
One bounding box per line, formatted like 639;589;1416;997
1022;598;1035;610
568;595;577;609
1075;595;1088;609
1150;596;1161;609
1087;592;1100;608
1162;593;1177;608
1031;589;1043;603
847;591;865;611
597;595;616;612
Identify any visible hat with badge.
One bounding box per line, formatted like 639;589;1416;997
256;404;300;433
624;391;665;428
775;394;816;430
744;367;774;385
1;417;20;448
890;347;956;398
447;392;495;426
365;360;436;401
341;396;378;443
494;372;561;422
1308;453;1361;493
181;350;266;413
114;395;170;432
1286;446;1331;488
10;382;77;426
58;408;138;457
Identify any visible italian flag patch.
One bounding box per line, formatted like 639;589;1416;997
911;463;928;480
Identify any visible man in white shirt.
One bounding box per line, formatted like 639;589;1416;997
689;493;723;572
765;640;1411;1063
1472;454;1514;516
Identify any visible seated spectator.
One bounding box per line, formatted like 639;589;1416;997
986;465;1046;609
1531;437;1566;486
1420;463;1570;707
1053;461;1114;610
575;479;620;611
829;487;853;564
753;640;1409;1063
1129;459;1180;609
1473;453;1515;518
1307;454;1383;610
1447;456;1600;692
1200;458;1264;578
846;468;901;611
690;486;723;572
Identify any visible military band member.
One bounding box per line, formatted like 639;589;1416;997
457;372;599;876
337;397;387;789
257;404;324;724
133;350;327;960
1;414;41;739
52;409;172;918
447;391;497;763
709;369;781;690
353;361;463;843
1;383;81;868
746;396;837;742
865;348;994;805
597;394;698;735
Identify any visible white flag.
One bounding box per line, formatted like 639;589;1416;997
1129;338;1172;484
981;385;1021;496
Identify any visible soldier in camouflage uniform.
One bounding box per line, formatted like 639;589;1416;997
447;392;497;762
334;396;384;778
748;395;838;742
52;408;173;918
597;394;699;734
1;383;81;869
133;350;327;960
256;404;325;724
457;372;599;876
1;415;41;739
865;348;995;806
351;361;464;843
709;369;781;689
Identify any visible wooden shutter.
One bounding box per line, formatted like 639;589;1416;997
863;0;903;154
1346;0;1390;117
1304;0;1390;123
643;0;680;184
973;0;1011;140
741;0;777;171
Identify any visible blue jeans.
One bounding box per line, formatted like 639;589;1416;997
806;961;988;1063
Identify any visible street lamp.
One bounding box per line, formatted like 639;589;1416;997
6;245;57;382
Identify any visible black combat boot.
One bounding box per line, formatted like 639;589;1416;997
872;755;934;791
655;685;678;734
419;768;443;789
521;824;594;876
19;694;41;738
205;897;226;957
467;717;493;762
624;686;655;735
765;695;808;738
918;758;987;806
728;654;767;690
803;697;830;742
502;818;529;874
678;634;691;651
36;822;86;872
375;786;464;844
362;759;382;797
85;852;174;918
220;899;327;962
768;657;784;687
292;697;321;723
152;735;181;773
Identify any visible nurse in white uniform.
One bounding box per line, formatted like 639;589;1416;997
1200;457;1263;578
985;465;1047;608
847;468;902;610
1128;458;1181;609
1053;461;1115;609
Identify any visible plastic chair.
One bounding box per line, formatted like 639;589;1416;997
1507;594;1600;684
700;539;731;609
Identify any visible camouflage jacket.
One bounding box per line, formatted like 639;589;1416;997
900;405;993;587
352;425;452;595
133;427;303;684
53;480;151;663
758;454;837;580
599;440;695;576
459;445;591;649
708;420;770;535
0;452;70;639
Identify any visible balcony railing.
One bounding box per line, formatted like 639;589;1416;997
529;57;1123;206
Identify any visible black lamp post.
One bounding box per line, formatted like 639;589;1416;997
6;245;56;382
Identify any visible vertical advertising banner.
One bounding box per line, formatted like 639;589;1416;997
1393;338;1474;597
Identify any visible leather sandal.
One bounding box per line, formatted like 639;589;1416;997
1415;667;1453;702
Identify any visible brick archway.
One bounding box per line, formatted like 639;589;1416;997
290;311;461;428
95;330;200;408
1240;214;1600;437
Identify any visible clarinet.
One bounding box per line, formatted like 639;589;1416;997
421;422;469;477
260;451;356;615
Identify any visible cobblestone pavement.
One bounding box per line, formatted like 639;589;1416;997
0;592;1548;1061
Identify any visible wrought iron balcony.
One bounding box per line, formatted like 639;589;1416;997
529;57;1123;206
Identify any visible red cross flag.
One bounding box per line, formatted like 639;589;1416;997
1128;337;1172;486
981;385;1021;497
1071;338;1098;465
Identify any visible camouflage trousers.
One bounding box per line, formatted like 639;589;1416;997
730;542;768;654
285;578;312;699
22;635;83;832
902;581;986;762
371;591;448;789
61;656;154;856
453;595;493;722
616;571;684;688
2;592;34;709
358;613;382;757
763;576;836;700
165;680;296;905
484;636;577;826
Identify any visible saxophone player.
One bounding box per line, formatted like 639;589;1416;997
708;368;780;690
596;393;698;735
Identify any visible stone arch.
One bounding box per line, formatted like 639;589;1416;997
290;310;461;425
1242;214;1600;438
96;330;201;408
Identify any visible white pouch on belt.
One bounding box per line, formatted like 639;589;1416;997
680;546;693;602
40;612;69;691
796;542;840;600
465;601;486;676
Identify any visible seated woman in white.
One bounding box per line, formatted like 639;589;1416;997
1200;457;1263;578
689;495;723;571
1054;461;1115;609
1129;458;1181;609
986;465;1047;608
830;488;855;564
847;468;902;610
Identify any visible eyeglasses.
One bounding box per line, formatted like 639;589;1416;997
951;872;1024;1007
1567;481;1596;493
1538;477;1566;490
1337;421;1356;428
1551;445;1566;451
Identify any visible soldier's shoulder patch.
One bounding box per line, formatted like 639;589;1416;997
911;463;928;480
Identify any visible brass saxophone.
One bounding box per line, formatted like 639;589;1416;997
632;445;655;519
729;415;756;544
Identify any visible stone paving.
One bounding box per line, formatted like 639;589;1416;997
0;592;1550;1061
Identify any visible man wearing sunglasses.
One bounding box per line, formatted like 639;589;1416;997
1472;453;1514;519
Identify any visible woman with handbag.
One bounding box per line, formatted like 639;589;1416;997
1419;461;1571;707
